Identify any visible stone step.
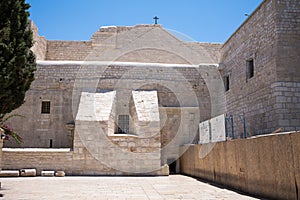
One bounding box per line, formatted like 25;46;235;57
20;169;36;177
55;171;65;177
0;170;20;177
41;171;55;177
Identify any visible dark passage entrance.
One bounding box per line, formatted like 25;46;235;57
168;159;177;174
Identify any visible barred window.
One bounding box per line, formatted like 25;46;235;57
117;115;129;134
41;101;51;114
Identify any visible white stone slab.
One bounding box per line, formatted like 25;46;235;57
41;171;55;177
132;91;160;122
210;114;226;143
199;120;210;144
76;91;116;121
199;114;226;144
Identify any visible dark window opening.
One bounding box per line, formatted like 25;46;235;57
117;115;129;134
247;59;254;80
224;75;230;91
41;101;51;114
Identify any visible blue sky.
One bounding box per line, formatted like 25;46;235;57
26;0;263;43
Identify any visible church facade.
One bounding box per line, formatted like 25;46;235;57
2;0;299;175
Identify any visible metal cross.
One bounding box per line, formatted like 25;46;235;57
153;16;159;24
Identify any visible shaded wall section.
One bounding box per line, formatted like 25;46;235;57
180;132;300;200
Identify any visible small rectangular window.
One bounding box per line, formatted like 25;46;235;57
117;115;129;134
41;101;51;114
224;75;230;92
247;59;254;80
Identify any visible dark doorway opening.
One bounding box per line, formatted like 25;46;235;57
168;159;177;174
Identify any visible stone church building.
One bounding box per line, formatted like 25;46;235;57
2;0;299;175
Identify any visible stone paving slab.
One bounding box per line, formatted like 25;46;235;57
0;175;258;200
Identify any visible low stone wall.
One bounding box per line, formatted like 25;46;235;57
2;149;73;175
180;132;300;200
1;147;167;176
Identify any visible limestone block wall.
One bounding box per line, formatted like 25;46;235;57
160;107;199;167
2;149;73;175
30;21;47;60
272;0;300;131
5;63;78;148
74;120;162;174
180;131;300;200
46;41;92;61
271;82;300;131
75;91;116;135
73;89;162;174
38;24;221;64
131;91;160;137
220;0;300;135
220;0;278;135
2;135;164;176
5;62;212;148
186;42;222;64
275;0;300;83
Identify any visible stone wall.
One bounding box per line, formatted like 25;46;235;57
271;82;300;131
186;42;222;64
272;0;300;132
30;21;47;60
5;62;212;148
160;107;199;169
2;145;165;176
180;131;300;200
2;149;73;175
220;0;300;135
31;24;222;64
46;41;92;61
275;0;300;82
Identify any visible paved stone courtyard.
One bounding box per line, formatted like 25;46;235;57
0;175;257;200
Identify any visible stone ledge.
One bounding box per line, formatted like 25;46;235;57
41;171;55;177
0;170;20;177
108;134;138;138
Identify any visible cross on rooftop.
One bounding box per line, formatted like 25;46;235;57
153;16;159;24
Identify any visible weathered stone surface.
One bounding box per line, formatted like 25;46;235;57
76;91;116;122
180;131;300;200
20;169;36;177
0;170;20;177
41;171;55;177
55;171;65;177
220;0;300;135
132;91;160;122
1;0;299;183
